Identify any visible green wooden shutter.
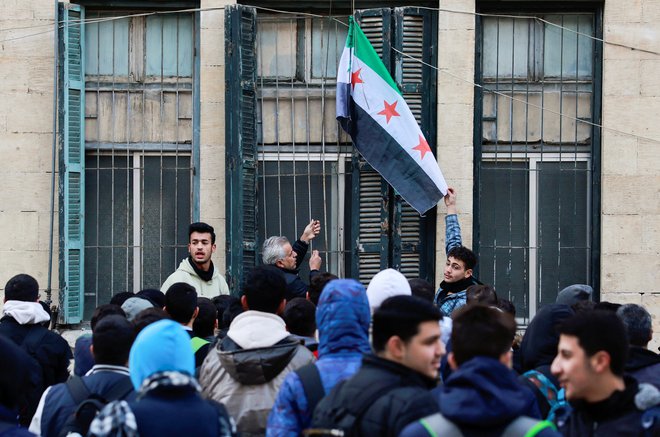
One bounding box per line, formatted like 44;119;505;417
351;9;393;284
350;8;437;284
58;3;85;323
225;5;257;295
393;7;438;283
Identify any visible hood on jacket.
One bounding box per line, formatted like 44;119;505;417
366;269;411;312
2;300;50;325
626;346;660;372
129;319;194;390
218;335;300;385
177;257;218;280
226;310;290;349
317;279;371;358
521;303;574;372
555;284;592;306
438;356;539;426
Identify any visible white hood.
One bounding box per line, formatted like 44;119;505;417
227;310;290;349
2;300;50;325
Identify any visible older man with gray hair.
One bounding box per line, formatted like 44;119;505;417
263;220;322;301
617;303;660;388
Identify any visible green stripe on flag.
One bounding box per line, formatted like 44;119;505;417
348;16;401;96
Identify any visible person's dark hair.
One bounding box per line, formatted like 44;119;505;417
594;301;621;313
4;274;39;302
308;273;338;306
446;246;477;271
165;282;198;324
283;298;316;337
109;291;134;307
243;265;286;313
90;304;126;331
189;222;216;244
92;315;136;366
136;289;166;308
571;300;596;315
497;298;516;317
193;297;217;338
211;295;234;323
558;310;628;376
372;295;442;353
451;304;516;366
222;297;244;330
466;284;498;306
408;278;435;303
617;304;652;347
132;307;170;334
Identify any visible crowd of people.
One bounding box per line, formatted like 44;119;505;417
1;188;659;437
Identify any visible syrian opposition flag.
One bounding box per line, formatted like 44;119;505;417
337;17;448;215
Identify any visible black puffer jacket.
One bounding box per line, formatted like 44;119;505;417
312;354;439;437
556;377;660;436
626;346;660;388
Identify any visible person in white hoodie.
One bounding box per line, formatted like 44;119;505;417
161;222;230;298
0;274;71;425
199;265;314;436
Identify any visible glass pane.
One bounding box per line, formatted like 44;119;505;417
84;155;133;318
257;17;297;78
482;18;530;79
537;161;590;307
544;15;593;78
478;161;529;318
146;15;194;77
85;16;129;76
257;161;338;277
311;17;348;78
142;156;192;289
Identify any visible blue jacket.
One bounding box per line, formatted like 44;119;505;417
36;366;135;437
434;215;478;316
401;356;559;437
266;279;371;437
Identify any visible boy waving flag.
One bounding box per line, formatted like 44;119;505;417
336;17;448;215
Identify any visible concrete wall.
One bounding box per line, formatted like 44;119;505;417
599;0;660;351
0;0;59;303
433;0;660;350
199;0;236;274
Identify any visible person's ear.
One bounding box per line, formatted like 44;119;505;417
191;307;199;322
306;291;310;301
90;344;95;360
464;268;473;279
499;350;513;368
211;243;217;253
590;350;611;374
276;299;287;316
240;295;249;311
386;336;406;360
448;352;458;370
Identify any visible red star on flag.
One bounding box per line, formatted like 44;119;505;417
377;100;400;124
351;68;364;89
412;135;432;160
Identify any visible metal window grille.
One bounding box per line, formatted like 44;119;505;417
82;11;196;318
475;12;601;323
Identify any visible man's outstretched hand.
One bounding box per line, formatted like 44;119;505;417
309;250;322;271
300;219;321;244
444;187;457;215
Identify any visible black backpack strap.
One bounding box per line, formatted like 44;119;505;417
100;376;135;402
296;364;325;414
21;326;49;353
65;376;92;405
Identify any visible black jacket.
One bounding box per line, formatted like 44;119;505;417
556;377;660;436
313;354;440;437
277;239;320;301
626;347;660;388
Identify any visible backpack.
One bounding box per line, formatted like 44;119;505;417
17;326;48;426
521;369;570;421
58;376;134;437
306;378;396;436
416;413;557;437
296;364;325;415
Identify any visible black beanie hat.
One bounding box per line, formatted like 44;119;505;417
4;274;39;302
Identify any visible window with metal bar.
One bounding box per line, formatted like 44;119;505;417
81;10;196;318
475;10;601;323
